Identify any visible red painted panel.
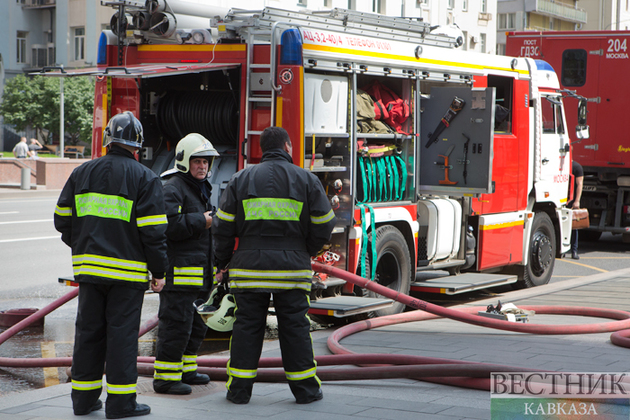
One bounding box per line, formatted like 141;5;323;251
91;77;108;158
477;224;524;270
472;78;530;216
506;31;630;171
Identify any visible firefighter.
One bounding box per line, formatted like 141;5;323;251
54;111;168;419
212;126;336;404
153;133;219;395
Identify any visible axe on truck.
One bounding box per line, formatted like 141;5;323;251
425;96;466;148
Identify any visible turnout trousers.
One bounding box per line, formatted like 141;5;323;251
154;290;209;384
71;283;144;416
227;289;320;403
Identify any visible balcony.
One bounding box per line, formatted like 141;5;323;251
23;0;56;9
525;0;587;24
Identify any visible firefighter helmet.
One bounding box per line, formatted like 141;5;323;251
103;111;144;148
175;133;219;174
194;284;235;332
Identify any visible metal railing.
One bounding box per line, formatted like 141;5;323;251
528;0;587;24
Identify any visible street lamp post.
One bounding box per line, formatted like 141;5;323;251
60;73;64;158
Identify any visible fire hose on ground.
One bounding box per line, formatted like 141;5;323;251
3;261;630;392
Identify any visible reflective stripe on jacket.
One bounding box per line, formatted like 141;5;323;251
212;148;336;293
54;147;168;288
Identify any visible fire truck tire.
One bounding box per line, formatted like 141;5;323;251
364;225;412;317
517;212;556;288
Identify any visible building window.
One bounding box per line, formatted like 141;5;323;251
462;0;467;11
562;49;587;87
498;13;516;29
419;0;428;5
481;0;487;13
74;27;85;61
16;31;27;63
48;46;55;66
448;0;454;9
480;33;486;53
508;13;515;29
373;0;384;13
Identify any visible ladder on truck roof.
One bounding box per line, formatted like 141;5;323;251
220;7;462;164
216;7;460;48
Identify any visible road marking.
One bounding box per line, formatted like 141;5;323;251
0;219;53;225
560;259;609;273
41;341;60;387
552;275;585;278
577;256;630;259
0;211;19;215
0;235;60;243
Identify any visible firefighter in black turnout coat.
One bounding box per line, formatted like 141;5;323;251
153;133;219;395
212;126;336;404
54;112;168;419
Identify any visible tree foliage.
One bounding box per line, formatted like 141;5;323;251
0;74;95;145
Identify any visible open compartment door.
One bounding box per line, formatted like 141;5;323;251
418;87;495;196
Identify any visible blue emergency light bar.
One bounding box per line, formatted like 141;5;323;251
280;29;303;65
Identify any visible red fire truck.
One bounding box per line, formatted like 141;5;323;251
506;30;630;242
45;2;585;320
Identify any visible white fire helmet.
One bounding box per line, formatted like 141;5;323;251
194;284;235;332
175;133;219;174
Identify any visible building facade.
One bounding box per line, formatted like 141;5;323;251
0;0;110;150
496;0;587;54
580;0;630;30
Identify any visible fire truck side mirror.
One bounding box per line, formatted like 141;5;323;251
577;98;588;126
576;98;589;140
576;125;590;140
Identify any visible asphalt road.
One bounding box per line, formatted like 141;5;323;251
0;188;629;395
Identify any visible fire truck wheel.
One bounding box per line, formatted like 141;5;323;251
364;225;413;317
518;212;556;288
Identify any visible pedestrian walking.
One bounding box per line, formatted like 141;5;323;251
212;126;336;404
153;133;219;395
54;111;168;419
12;137;29;158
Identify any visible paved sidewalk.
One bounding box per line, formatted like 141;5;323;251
1;268;630;419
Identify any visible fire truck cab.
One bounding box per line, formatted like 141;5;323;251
506;30;630;242
44;3;583;320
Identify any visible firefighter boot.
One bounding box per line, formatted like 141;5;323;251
105;403;151;419
182;371;210;385
296;389;324;405
226;389;251;404
74;399;103;416
153;380;192;395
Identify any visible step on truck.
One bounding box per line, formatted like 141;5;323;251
44;1;587;321
506;30;629;243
